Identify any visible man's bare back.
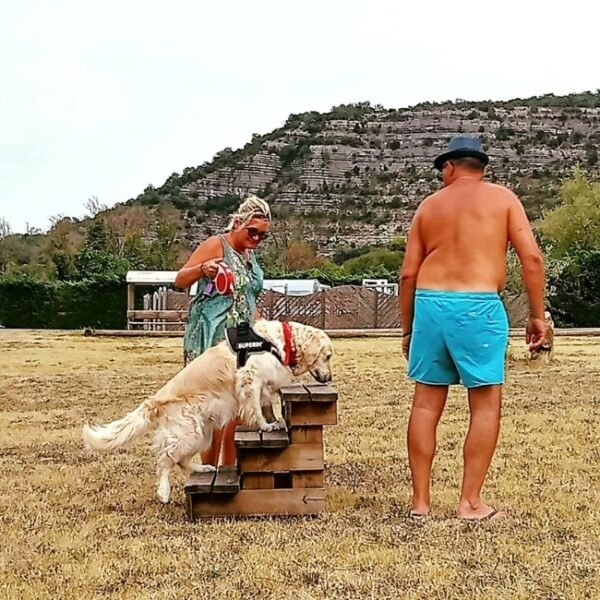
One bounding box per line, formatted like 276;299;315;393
414;179;527;293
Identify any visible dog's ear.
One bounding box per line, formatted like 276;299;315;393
296;327;323;368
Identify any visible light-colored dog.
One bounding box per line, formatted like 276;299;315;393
82;320;333;503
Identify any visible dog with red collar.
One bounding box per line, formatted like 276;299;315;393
82;319;333;503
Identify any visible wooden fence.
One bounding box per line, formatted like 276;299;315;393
257;285;399;329
128;285;399;331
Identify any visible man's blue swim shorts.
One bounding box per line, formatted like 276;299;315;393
407;289;509;388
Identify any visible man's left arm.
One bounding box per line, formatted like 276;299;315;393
399;213;425;357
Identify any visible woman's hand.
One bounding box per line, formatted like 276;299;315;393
201;259;222;280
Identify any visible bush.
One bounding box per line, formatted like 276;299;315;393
204;194;239;215
0;274;126;328
547;249;600;326
343;248;403;275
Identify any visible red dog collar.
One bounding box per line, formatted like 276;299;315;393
281;321;297;367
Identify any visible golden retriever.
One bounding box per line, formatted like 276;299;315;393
82;320;333;503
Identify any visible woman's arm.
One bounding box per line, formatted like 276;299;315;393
174;236;224;289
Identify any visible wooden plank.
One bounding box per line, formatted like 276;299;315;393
127;284;135;330
304;383;338;402
289;402;337;426
234;430;262;448
283;401;292;424
127;310;187;320
261;430;290;448
127;283;135;311
212;466;240;494
242;473;274;490
290;426;323;444
292;471;324;489
82;329;184;337
184;471;216;494
239;443;324;473
279;384;310;403
188;488;326;519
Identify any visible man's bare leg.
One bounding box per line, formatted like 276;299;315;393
407;382;448;515
457;384;503;519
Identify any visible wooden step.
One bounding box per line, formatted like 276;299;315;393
184;466;240;497
280;384;338;426
234;426;290;449
212;466;240;494
279;384;310;402
184;470;216;495
304;383;338;402
280;383;338;403
188;488;326;519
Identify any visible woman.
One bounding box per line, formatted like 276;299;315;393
174;195;271;466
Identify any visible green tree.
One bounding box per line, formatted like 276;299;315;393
73;246;130;281
539;169;600;255
343;248;402;275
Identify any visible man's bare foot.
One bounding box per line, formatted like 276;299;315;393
456;500;505;521
408;509;430;519
409;502;431;518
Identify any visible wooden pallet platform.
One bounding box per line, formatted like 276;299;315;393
185;383;337;520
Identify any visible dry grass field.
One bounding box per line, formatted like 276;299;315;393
0;330;598;599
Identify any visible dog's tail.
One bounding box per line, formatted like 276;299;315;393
82;400;158;452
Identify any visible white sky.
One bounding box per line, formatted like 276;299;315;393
1;0;598;233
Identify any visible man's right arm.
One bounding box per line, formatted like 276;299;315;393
399;211;425;357
507;195;546;348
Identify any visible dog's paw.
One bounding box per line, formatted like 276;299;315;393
273;418;288;431
260;421;277;432
157;490;171;504
192;464;216;473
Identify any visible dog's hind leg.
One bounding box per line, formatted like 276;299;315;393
177;434;217;477
156;453;174;504
155;431;191;503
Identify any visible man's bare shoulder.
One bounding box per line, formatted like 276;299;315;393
417;189;445;209
481;181;520;202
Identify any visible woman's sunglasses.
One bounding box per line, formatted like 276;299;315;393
245;227;269;241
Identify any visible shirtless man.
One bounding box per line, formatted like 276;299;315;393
399;136;546;520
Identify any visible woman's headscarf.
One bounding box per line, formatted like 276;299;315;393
226;195;272;231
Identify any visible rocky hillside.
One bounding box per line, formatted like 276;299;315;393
130;92;600;254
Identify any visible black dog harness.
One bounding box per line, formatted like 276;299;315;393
226;322;284;368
